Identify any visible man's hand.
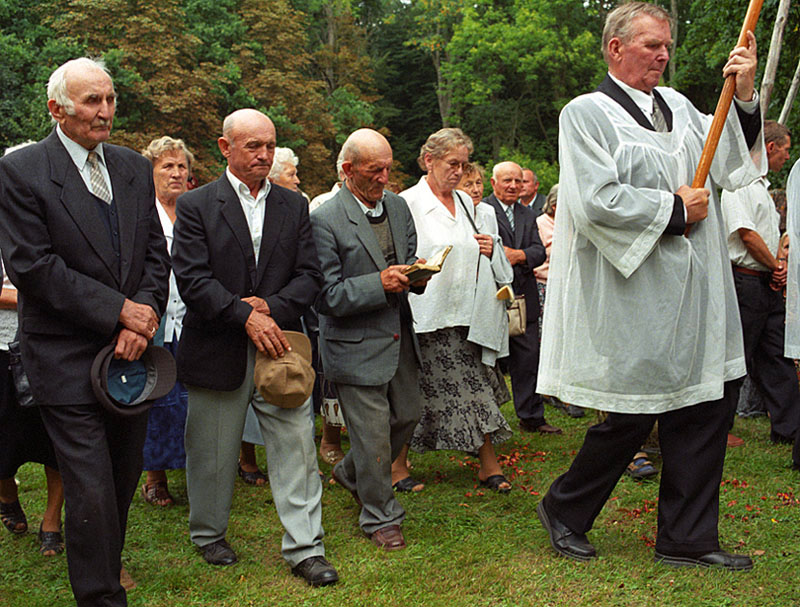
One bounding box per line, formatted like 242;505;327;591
723;30;757;102
114;328;149;361
771;259;788;289
381;265;411;293
243;296;270;315
245;310;291;359
475;234;493;258
119;299;159;339
504;246;526;266
677;185;710;224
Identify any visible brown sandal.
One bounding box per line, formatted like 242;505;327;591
0;499;27;534
141;481;174;506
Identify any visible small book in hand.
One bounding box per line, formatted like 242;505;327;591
402;245;453;282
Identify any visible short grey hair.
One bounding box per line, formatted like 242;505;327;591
417;128;473;171
268;147;299;180
47;57;112;115
141;136;195;176
602;2;672;63
335;148;345;179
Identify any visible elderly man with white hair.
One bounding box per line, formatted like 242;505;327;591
0;57;170;605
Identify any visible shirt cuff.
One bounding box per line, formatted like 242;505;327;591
734;90;759;113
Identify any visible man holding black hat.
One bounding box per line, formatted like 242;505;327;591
172;108;337;586
0;57;170;606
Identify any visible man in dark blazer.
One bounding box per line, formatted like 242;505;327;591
485;161;560;434
0;58;170;606
310;128;426;551
171;109;337;587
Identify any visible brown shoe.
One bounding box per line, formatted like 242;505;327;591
370;524;406;551
536;423;563;435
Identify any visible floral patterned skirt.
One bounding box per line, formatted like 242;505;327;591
409;326;512;453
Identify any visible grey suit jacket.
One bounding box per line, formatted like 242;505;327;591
0;130;170;405
310;185;422;386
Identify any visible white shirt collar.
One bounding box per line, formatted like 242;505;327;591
608;72;655;118
56;124;107;170
225;167;270;203
345;182;385;217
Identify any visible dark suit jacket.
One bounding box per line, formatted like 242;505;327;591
310;186;422;386
0;130;170;406
172;174;322;391
484;193;546;321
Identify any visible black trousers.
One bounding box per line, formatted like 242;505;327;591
729;272;800;439
506;319;545;426
544;384;735;555
39;403;149;607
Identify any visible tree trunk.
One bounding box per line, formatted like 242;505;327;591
432;26;452;127
778;54;800;124
668;0;678;82
760;0;791;116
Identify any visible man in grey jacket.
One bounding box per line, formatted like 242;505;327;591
310;128;426;551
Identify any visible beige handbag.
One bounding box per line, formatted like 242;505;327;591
507;294;526;336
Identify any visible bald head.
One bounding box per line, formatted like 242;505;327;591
218;109;277;194
340;129;393;206
491;161;524;206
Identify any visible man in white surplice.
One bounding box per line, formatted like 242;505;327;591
536;2;764;571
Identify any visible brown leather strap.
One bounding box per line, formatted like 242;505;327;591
732;265;768;277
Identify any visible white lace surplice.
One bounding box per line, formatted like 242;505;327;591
785;159;800;357
537;87;765;414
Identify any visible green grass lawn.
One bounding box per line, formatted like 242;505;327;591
2;404;799;607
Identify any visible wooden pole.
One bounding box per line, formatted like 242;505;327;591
690;0;764;190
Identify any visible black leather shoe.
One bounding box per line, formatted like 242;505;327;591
654;550;753;571
537;501;596;561
199;539;238;566
291;555;339;587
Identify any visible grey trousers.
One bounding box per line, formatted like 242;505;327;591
333;326;422;535
184;344;324;566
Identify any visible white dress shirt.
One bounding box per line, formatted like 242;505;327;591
225;168;269;259
56;125;113;198
721;177;780;271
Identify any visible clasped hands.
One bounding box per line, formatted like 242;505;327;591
243;296;292;360
116;299;160;361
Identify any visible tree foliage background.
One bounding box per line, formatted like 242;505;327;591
2;0;799;194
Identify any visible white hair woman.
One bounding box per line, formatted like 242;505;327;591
139;136;194;506
393;128;515;494
269;147;301;191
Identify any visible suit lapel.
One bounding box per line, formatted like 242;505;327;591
340;186;387;271
106;146;138;287
218;176;258;289
255;187;287;286
513;203;526;249
46;133;119;282
487;195;514;246
596;74;672;132
384;195;408;265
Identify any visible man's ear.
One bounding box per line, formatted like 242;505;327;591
218;136;231;158
47;99;65;123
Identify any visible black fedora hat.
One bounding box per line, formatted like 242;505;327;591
91;344;177;417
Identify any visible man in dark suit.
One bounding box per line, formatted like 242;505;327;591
485;161;559;434
310;128;426;551
0;58;170;606
521;168;546;216
171;109;337;586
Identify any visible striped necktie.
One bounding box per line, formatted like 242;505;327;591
652;99;668;133
504;202;516;232
87;151;112;204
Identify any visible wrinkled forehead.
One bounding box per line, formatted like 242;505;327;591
66;67;115;100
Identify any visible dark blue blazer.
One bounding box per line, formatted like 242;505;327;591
484;193;546;322
172;174;322;391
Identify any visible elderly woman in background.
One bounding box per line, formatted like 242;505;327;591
458;161;486;205
139;136;194;506
392;128;514;494
0;142;64;555
269;147;301;192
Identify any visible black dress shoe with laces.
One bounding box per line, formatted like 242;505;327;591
291;555;339;587
199;538;238;566
654;550;753;571
537;501;596;561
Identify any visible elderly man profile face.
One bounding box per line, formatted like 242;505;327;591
491;162;524;206
218;109;277;191
47;63;116;149
607;14;671;93
342;129;392;206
